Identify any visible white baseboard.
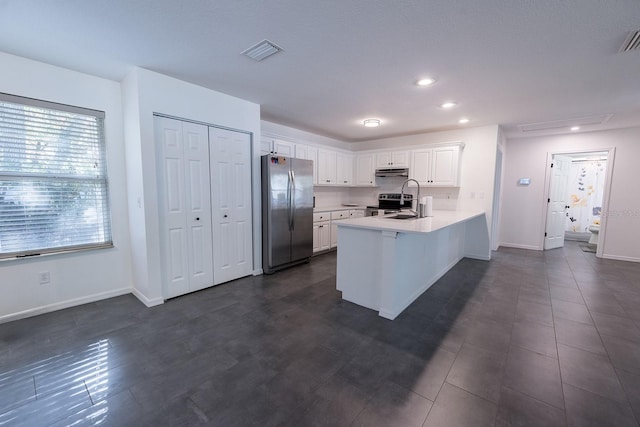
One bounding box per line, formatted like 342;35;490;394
0;287;132;324
131;288;164;307
601;253;640;263
498;243;542;251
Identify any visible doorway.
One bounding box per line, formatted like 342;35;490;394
543;149;614;257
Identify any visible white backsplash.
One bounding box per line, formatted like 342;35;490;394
314;180;460;210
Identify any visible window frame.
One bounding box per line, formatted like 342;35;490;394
0;92;113;260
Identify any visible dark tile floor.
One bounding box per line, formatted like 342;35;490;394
1;241;640;426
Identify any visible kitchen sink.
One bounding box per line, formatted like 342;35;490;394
388;214;417;220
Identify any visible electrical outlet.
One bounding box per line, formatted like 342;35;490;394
39;271;50;285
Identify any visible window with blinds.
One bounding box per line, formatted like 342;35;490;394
0;93;112;259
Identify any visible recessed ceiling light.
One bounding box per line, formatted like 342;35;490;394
570;126;580;131
416;77;436;86
458;118;470;124
440;102;457;109
363;119;381;127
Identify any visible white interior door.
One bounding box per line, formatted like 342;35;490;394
544;155;572;250
209;127;253;284
155;117;213;298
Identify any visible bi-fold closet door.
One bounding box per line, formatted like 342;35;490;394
155;116;252;299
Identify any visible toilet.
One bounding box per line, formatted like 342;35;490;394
588;224;600;245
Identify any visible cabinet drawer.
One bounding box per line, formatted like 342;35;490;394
330;210;349;220
313;212;330;222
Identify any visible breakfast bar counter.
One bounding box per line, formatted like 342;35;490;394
336;210;490;320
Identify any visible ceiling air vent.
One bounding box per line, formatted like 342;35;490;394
518;114;613;133
619;29;640;52
241;39;283;61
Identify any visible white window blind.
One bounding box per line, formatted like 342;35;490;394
0;93;112;259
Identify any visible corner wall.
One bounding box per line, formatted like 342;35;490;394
500;126;640;261
122;68;261;304
0;52;133;322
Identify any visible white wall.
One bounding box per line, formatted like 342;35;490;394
500;127;640;262
122;67;261;305
0;52;133;322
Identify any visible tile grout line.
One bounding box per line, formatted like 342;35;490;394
546;264;569;427
563;246;640;425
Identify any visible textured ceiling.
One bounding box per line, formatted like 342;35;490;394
0;0;638;141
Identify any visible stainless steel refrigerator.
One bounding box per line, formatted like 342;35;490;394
261;155;313;274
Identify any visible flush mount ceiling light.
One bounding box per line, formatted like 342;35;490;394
416;77;436;86
363;119;381;127
570;126;580;131
440;101;457;109
458;118;470;124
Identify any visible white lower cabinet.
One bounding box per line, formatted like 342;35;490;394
313;212;331;253
313;221;331;253
312;208;366;253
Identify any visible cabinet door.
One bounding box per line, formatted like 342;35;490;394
355;154;375;186
376;151;409;168
312;223;320;252
431;146;460;186
410;149;432;185
260;138;274;155
294;143;307;160
318;149;337;184
336;152;354;186
318;222;331;251
375;152;393;168
273;139;294;156
307;146;318;185
392;151;410;167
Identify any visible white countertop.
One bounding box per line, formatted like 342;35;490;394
336;210;485;234
314;205;367;212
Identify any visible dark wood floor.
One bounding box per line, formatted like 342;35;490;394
1;241;640;426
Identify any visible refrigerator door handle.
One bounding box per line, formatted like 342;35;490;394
288;170;294;231
290;170;296;230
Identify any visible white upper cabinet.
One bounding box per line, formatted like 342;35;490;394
317;149;337;185
336;152;354;185
410;144;461;186
375;151;409;168
260;138;294;156
355;153;375;186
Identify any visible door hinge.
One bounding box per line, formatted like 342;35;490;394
550;163;554;168
548;198;550;203
545;232;547;237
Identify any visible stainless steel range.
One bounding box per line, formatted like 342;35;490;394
365;193;414;216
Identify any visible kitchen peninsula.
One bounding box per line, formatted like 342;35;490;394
336;210;490;320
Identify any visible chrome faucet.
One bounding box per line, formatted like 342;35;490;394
400;178;421;217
